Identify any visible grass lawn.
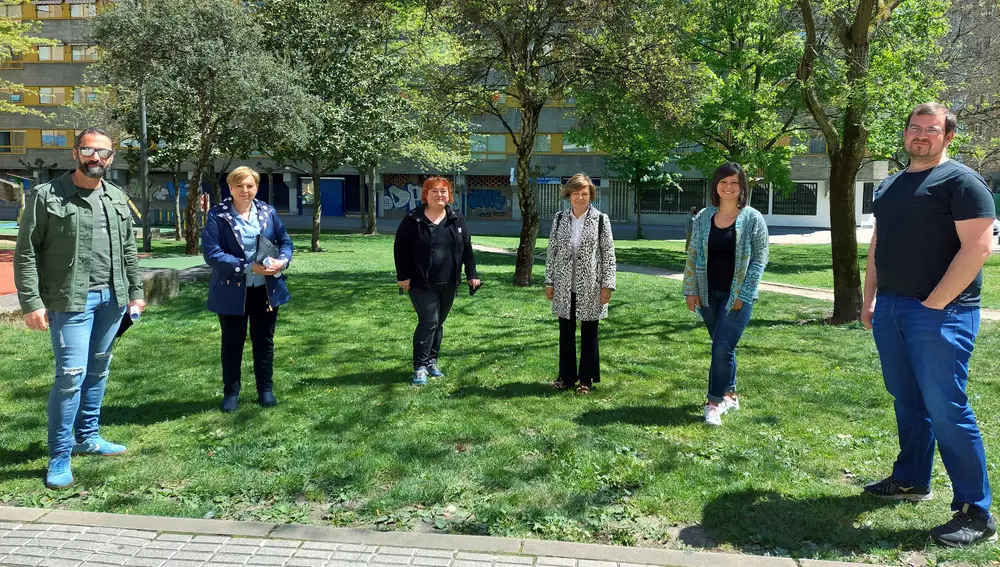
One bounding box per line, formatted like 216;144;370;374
473;235;1000;310
1;235;999;566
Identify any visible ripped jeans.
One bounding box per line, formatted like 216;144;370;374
47;288;125;459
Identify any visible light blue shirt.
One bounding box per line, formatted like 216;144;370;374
233;202;266;288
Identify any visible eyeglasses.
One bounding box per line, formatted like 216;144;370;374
78;147;115;159
905;125;944;136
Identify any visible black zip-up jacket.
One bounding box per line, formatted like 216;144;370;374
394;205;478;289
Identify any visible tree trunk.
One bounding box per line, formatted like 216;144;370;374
828;155;862;323
311;155;322;252
267;170;274;206
208;162;221;205
184;155;209;255
172;164;182;240
365;167;378;235
634;174;644;240
513;103;543;286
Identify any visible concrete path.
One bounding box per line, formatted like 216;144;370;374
471;245;1000;321
0;506;886;567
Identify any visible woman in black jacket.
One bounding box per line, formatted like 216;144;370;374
394;176;480;385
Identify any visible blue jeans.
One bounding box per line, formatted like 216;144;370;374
701;289;754;403
873;293;992;520
47;289;125;459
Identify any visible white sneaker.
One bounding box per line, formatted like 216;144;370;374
704;404;723;426
722;395;740;412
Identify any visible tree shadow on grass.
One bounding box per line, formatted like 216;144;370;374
576;405;703;427
100;399;220;426
0;441;46;467
697;489;929;555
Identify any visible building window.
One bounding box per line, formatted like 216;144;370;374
1;5;23;18
0;130;27;153
39;87;66;105
562;140;593;153
73;87;99;104
470;134;506;161
749;183;770;214
862;182;875;215
36;5;63;18
533;134;552;153
772;182;818;215
70;2;97;17
42;130;67;147
0;49;23;69
640;178;706;214
792;136;827;155
71;45;98;61
37;44;64;61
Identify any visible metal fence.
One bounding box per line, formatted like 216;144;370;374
535;181;632;222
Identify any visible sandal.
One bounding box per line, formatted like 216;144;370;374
552;381;572;391
575;385;591;394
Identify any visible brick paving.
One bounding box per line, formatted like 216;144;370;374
0;522;666;567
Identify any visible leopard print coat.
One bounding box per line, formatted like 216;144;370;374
544;206;617;321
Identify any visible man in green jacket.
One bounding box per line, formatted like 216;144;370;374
14;128;145;490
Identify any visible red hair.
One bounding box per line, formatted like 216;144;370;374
421;176;454;204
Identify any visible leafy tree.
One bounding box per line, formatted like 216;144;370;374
0;2;52;117
567;84;685;239
91;0;313;254
445;0;700;285
677;0;806;191
797;0;947;323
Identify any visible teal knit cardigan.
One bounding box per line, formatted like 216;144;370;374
683;205;769;314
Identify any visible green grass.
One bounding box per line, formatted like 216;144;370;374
1;235;999;566
474;236;1000;310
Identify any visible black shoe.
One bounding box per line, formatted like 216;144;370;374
930;511;997;547
863;476;932;501
221;395;239;413
258;391;277;408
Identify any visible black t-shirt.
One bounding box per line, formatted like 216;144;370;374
872;160;995;306
707;216;737;292
428;220;456;286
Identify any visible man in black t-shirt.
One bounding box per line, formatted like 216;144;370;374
861;103;996;547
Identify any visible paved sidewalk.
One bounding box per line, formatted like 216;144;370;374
0;507;884;567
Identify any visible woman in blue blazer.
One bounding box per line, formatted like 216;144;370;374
201;166;293;412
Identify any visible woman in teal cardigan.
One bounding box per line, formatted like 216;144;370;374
683;162;769;426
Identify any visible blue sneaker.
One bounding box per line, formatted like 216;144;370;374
427;364;444;378
72;436;127;456
45;457;73;490
412;367;429;386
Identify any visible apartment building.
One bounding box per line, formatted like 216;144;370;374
0;0;889;229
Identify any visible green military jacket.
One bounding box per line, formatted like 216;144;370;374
14;171;144;313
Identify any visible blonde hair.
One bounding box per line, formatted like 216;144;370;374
227;166;260;187
561;173;596;201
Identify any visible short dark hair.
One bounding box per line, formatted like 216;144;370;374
709;162;748;208
74;128;112;148
905;103;957;136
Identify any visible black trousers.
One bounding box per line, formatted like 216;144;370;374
409;285;457;369
219;285;279;397
558;293;600;387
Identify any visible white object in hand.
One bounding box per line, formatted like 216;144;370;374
128;305;141;322
263;257;274;268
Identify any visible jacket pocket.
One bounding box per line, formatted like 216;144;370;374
45;204;77;246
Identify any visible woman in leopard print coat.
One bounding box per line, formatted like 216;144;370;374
544;173;617;393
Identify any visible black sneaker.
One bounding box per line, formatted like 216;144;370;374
930;511;997;547
863;476;933;501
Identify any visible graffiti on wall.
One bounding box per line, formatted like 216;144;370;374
383;183;422;214
466;187;512;220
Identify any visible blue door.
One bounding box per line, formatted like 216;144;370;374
320;177;344;217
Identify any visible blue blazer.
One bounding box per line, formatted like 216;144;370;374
201;198;293;316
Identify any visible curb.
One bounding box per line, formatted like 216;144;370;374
0;506;893;567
